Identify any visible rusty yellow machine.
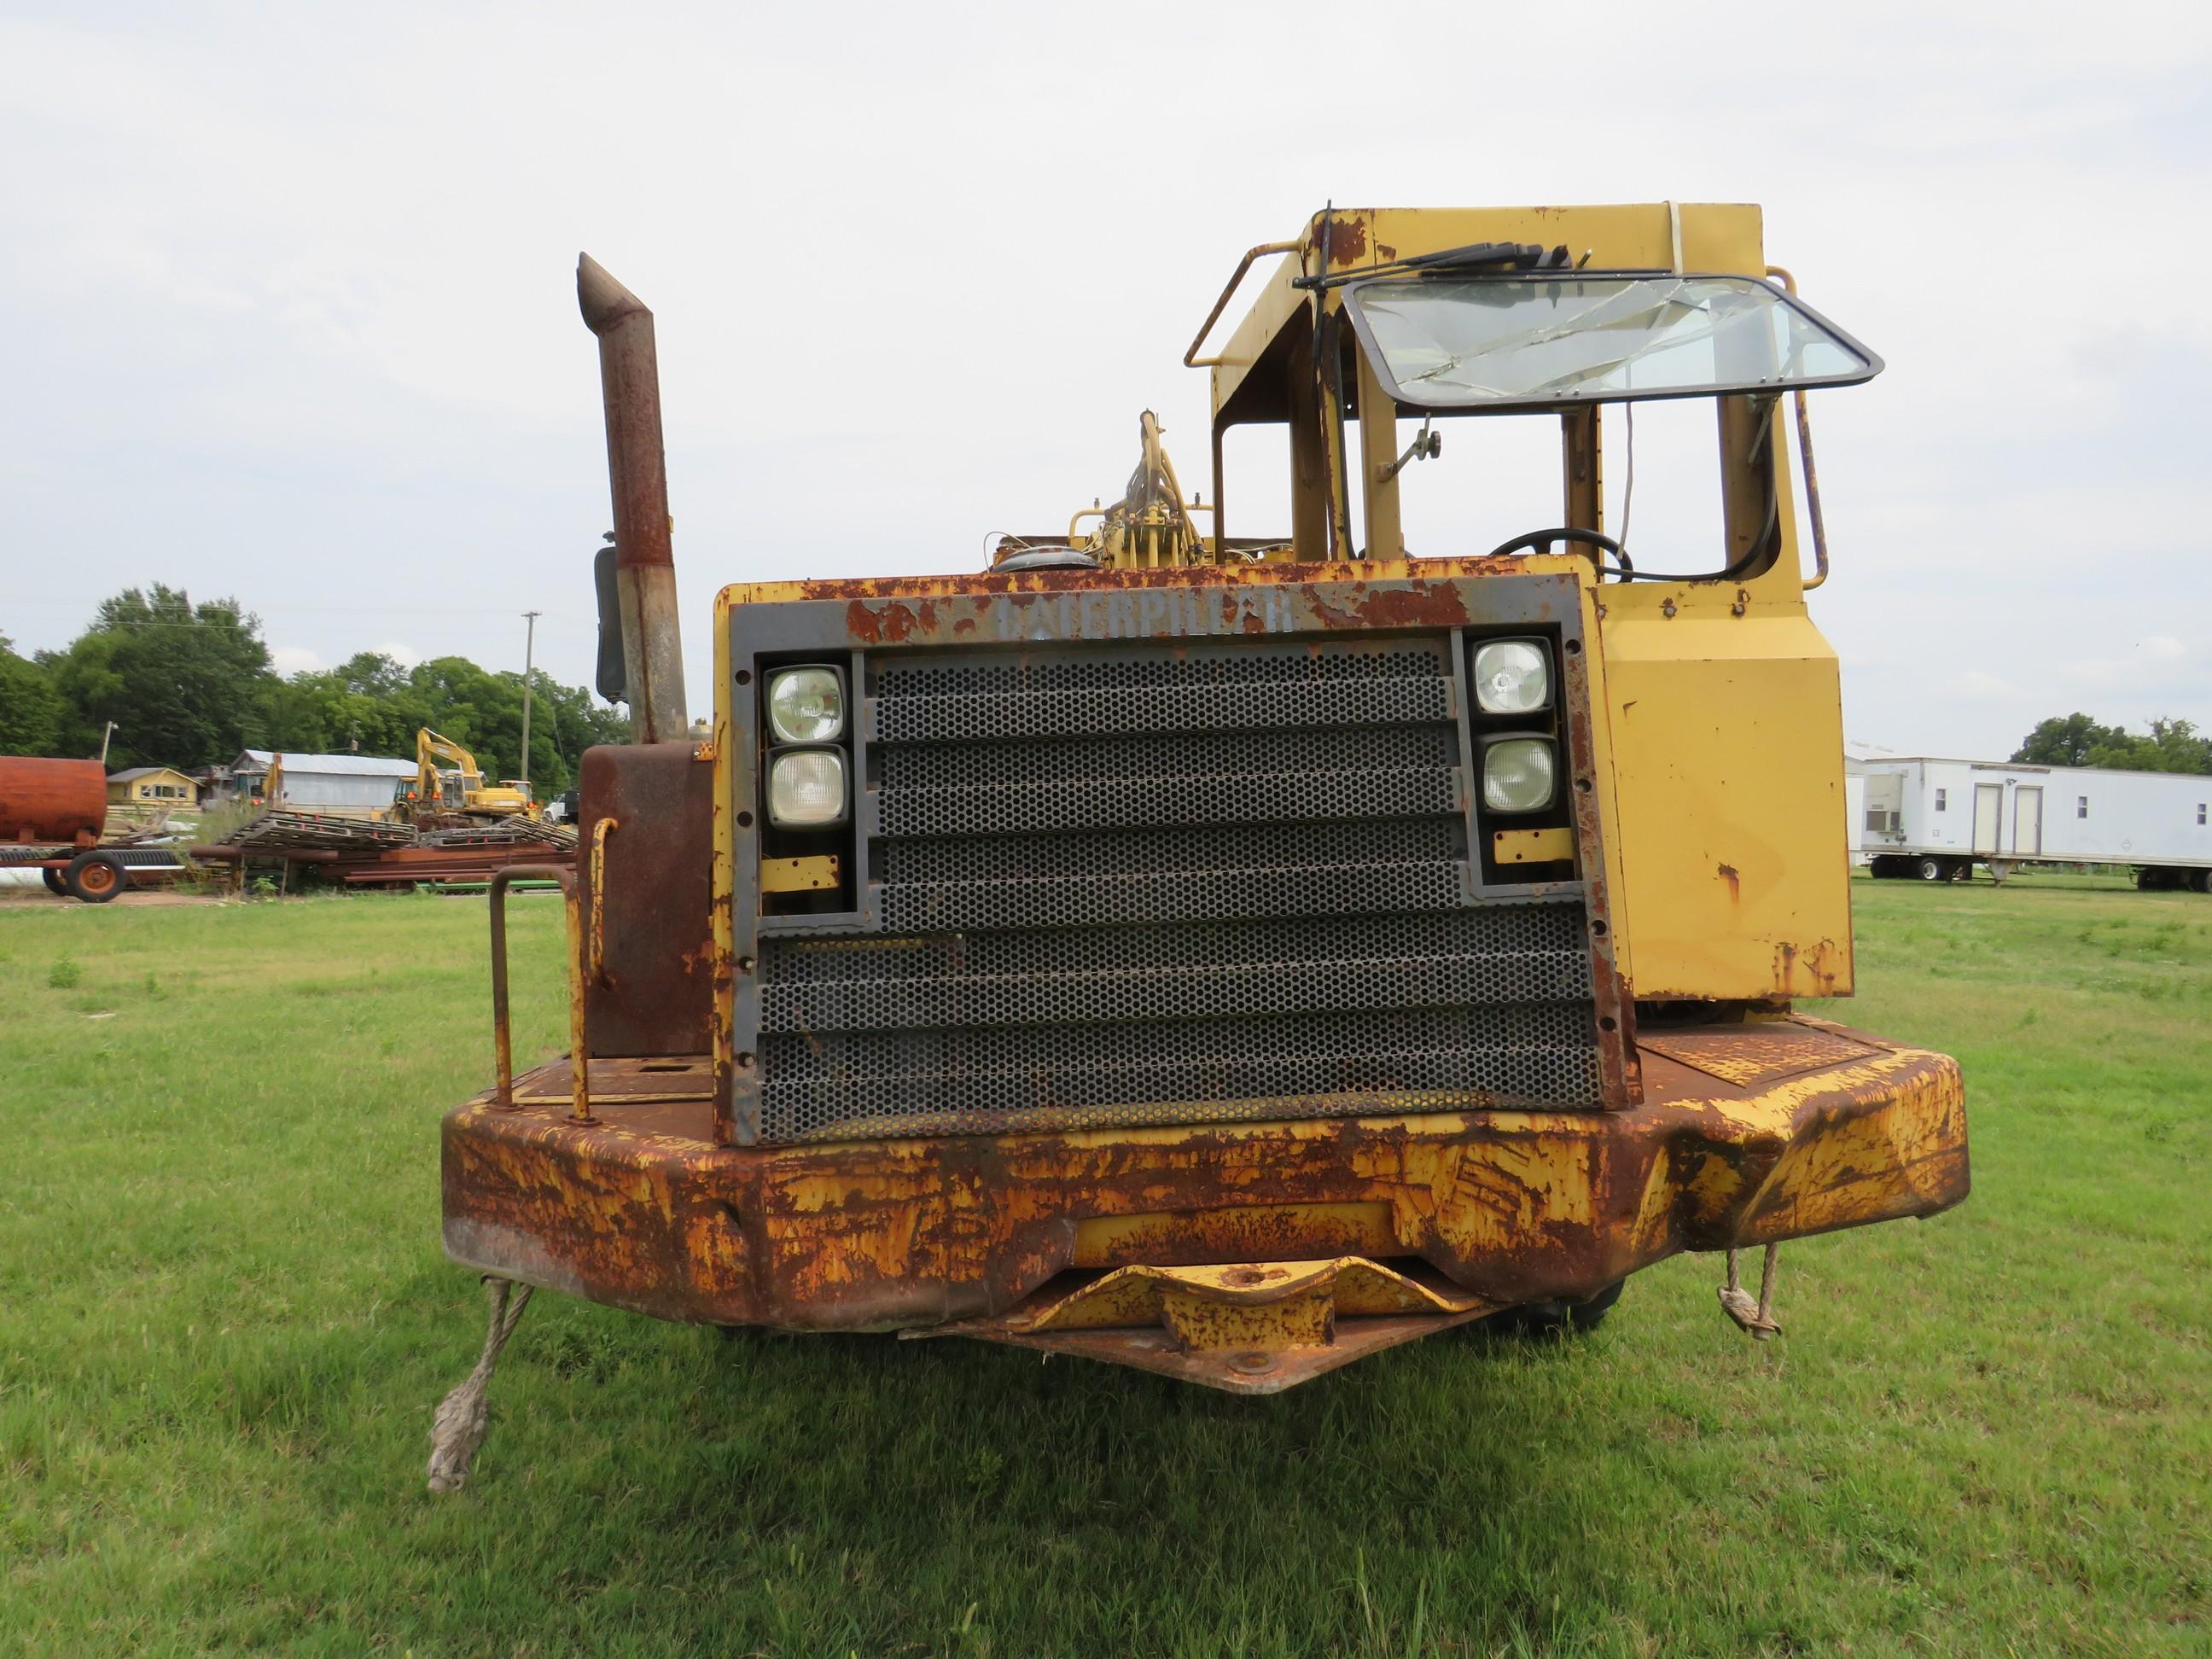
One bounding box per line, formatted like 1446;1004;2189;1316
426;206;1968;1492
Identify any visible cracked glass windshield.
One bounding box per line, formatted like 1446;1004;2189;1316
1344;275;1875;409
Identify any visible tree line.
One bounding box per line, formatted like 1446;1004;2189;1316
0;585;628;793
2011;713;2211;775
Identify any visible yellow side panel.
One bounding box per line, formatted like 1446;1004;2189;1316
1601;609;1853;1000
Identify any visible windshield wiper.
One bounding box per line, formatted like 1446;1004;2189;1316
1291;240;1575;292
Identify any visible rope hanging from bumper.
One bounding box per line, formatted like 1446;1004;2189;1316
1717;1243;1783;1340
427;1276;535;1493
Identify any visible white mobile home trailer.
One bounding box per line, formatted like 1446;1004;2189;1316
1848;756;2212;888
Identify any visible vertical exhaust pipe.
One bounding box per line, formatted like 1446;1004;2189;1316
578;253;688;744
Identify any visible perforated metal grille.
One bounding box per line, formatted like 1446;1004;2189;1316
869;668;1452;744
762;906;1592;1033
753;635;1601;1144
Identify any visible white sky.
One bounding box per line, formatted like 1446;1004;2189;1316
3;0;2206;759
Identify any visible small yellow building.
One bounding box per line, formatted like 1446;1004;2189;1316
107;766;200;806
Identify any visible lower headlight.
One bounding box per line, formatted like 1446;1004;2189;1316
767;748;847;827
1482;738;1557;813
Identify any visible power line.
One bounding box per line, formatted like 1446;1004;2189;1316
5;596;586;621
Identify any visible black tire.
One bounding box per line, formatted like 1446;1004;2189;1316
2194;870;2212;895
1917;857;1947;882
41;868;67;896
65;852;127;904
1478;1278;1626;1339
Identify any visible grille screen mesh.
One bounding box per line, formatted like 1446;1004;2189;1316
754;636;1601;1144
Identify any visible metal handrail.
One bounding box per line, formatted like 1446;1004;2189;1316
488;864;595;1124
1184;240;1302;368
587;817;617;981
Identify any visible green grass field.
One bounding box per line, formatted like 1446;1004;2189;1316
2;876;2205;1656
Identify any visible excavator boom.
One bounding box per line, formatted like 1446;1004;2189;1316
405;729;536;822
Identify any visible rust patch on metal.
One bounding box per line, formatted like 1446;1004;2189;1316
936;1310;1484;1394
791;557;1534;605
907;1257;1495;1390
1073;1202;1398;1268
1342;584;1473;630
1773;937;1843;998
1302;581;1475;631
444;1016;1967;1353
1638;1024;1880;1088
1555;624;1638;1109
1719;862;1740;902
1325;215;1369;267
579;744;714;1058
871;602;923;642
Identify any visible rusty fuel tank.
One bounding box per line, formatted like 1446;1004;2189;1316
0;757;105;846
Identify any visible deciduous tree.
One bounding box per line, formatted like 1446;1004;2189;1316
0;635;69;756
38;586;273;768
2011;713;2211;774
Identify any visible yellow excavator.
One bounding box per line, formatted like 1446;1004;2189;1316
403;729;538;824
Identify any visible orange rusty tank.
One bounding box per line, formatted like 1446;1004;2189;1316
0;757;106;846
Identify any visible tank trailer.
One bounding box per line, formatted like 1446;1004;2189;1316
428;204;1970;1490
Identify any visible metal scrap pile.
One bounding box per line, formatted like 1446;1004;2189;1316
200;806;579;892
227;809;576;855
228;811;417;852
418;816;579;851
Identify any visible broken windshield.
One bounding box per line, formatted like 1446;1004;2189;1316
1342;274;1878;410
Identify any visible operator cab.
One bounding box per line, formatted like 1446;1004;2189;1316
1004;211;1880;582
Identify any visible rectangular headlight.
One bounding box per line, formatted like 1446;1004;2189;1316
767;666;847;743
1482;737;1557;813
1473;638;1551;715
767;748;847;827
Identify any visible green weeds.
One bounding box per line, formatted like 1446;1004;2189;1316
0;879;2204;1655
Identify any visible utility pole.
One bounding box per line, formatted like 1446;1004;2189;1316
99;721;117;764
518;611;541;797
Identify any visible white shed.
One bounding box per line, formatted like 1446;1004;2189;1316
233;749;417;812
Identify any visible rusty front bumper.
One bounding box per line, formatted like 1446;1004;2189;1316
441;1016;1965;1388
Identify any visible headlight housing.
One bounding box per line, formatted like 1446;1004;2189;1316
767;748;848;827
1472;638;1551;715
1481;737;1557;813
767;666;847;744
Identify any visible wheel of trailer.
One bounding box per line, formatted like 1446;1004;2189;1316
41;868;67;896
66;852;126;904
1917;857;1948;882
2195;870;2212;894
1479;1278;1626;1339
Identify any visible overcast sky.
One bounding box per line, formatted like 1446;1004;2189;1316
3;1;2206;760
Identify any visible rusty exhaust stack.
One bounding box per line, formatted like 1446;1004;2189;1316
579;253;688;743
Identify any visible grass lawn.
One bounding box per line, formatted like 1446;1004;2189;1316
2;876;2205;1656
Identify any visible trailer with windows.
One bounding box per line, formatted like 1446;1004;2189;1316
1851;755;2212;888
422;206;1972;1493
